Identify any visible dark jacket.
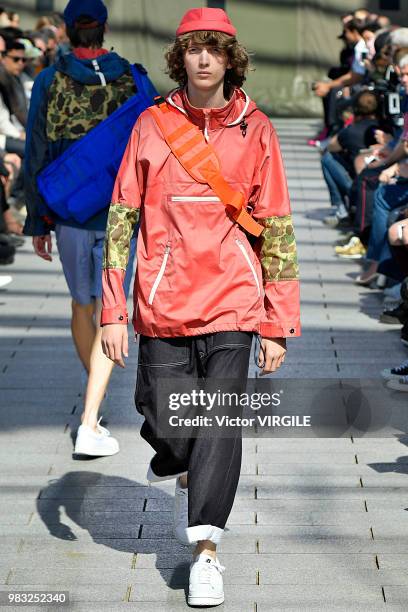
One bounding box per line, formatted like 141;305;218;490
23;51;156;236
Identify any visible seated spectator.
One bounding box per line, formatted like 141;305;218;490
0;162;16;266
354;56;408;285
17;39;41;97
361;21;382;60
321;90;380;227
31;28;58;67
7;12;20;29
383;221;408;391
0;7;10;28
313;18;370;140
0;38;25;158
0;39;28;127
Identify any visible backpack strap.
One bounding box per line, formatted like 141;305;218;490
148;97;263;238
130;63;154;102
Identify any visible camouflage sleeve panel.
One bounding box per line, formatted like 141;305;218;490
257;215;299;281
103;203;140;271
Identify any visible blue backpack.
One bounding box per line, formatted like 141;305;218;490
37;64;157;224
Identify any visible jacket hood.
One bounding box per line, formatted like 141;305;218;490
55;51;130;85
167;87;258;140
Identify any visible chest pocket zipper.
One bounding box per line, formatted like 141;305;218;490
148;244;171;305
170;196;221;203
236;239;261;298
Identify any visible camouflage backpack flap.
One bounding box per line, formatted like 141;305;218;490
46;70;136;142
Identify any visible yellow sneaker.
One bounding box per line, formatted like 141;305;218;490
335;236;366;259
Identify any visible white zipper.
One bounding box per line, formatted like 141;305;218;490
171;196;221;202
236;239;261;297
148;244;171;305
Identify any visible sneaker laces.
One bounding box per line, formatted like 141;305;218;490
198;558;225;583
96;417;111;437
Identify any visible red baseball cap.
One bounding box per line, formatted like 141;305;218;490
176;7;237;37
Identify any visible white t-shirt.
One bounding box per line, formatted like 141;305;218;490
352;39;369;75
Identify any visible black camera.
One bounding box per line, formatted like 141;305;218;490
368;66;404;129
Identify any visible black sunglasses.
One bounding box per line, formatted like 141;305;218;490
5;55;27;64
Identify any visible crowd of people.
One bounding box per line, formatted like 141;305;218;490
311;7;408;393
0;7;68;288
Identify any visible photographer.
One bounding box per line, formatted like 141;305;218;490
352;56;408;286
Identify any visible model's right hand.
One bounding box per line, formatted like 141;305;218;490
33;235;52;261
101;324;128;368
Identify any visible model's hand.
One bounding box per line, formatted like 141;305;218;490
314;81;331;98
258;337;287;375
101;324;128;368
33;235;52;261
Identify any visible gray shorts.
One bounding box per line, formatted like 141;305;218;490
55;224;136;305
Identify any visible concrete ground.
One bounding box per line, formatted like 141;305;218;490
1;118;408;611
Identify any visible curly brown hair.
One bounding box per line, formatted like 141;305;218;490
165;31;250;97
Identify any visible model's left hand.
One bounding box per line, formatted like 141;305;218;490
258;337;287;375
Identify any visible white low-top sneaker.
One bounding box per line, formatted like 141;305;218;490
174;477;189;546
387;375;408;392
188;553;225;607
74;423;119;456
0;275;12;289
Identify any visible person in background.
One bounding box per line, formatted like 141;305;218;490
1;39;28;129
321;90;380;228
24;0;155;458
7;12;20;29
355;56;408;286
0;7;10;28
313;19;369;141
0;39;26;159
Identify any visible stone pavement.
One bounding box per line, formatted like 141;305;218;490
1;118;408;611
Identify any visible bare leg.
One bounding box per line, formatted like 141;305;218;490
81;298;115;431
71;299;96;373
194;540;216;560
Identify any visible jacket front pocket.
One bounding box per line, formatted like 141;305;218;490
235;238;261;298
148;243;171;305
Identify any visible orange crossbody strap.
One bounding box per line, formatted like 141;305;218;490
148;99;263;238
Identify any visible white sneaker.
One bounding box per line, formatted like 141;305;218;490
74;422;119;456
387;375;408;392
188;553;225;607
174;477;189;545
0;275;12;288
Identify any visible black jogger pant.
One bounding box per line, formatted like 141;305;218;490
135;331;253;544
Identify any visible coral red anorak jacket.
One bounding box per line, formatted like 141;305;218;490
101;87;300;338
